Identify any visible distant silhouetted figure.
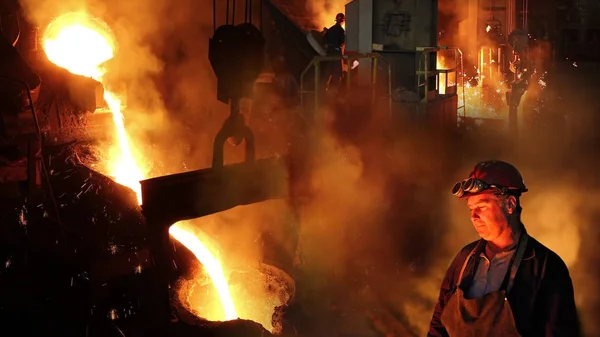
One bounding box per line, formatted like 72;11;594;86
322;13;345;91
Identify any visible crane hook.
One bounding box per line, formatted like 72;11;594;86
211;99;255;169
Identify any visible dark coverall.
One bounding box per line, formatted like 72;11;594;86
428;228;581;337
506;52;532;135
323;23;345;90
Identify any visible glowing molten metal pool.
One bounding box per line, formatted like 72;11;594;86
42;11;246;326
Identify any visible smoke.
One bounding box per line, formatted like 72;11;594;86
516;150;600;336
437;0;493;77
20;0;226;176
305;0;350;29
288;69;600;335
285;102;456;334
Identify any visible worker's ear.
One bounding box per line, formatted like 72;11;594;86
504;195;517;214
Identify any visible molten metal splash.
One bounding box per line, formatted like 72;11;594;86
42;12;237;320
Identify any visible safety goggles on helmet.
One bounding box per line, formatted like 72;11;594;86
451;178;510;198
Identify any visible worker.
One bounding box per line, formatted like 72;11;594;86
323;12;345;91
428;160;580;337
506;29;532;136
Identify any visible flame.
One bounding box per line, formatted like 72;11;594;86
42;12;237;321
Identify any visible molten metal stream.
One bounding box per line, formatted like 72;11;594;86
42;12;238;321
169;224;237;319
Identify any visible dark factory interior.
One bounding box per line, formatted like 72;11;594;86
1;0;599;336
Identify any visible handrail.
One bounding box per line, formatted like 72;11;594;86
415;46;467;116
299;53;392;118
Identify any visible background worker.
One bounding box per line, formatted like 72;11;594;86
506;29;532;136
322;12;345;91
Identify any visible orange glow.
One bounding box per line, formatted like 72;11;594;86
169;223;237;320
437;53;506;118
42;12;238;322
43;12;144;201
314;0;349;30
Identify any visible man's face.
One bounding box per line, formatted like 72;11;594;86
467;193;510;241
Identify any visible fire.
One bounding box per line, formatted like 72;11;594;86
42;12;238;322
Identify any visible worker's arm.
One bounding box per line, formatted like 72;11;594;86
428;248;470;337
539;255;581;337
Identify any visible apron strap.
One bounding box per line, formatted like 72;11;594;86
456;230;529;294
456;239;485;287
503;232;529;294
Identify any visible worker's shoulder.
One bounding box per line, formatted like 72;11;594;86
527;235;571;273
459;239;480;254
452;239;480;262
329;24;344;32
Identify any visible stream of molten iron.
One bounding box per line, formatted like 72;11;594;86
42;13;238;321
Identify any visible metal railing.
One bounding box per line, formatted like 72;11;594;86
416;46;466;116
479;45;505;85
299;53;392;117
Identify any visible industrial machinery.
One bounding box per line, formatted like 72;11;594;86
140;125;289;335
437;0;539;133
0;8;45;198
0;1;293;336
134;0;293;335
209;0;265;146
264;0;462;131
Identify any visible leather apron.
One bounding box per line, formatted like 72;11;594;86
440;233;529;337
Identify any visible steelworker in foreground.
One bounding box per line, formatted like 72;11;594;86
428;160;580;337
